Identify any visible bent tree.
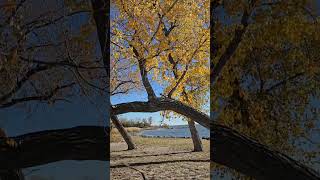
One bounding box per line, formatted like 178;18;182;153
0;0;319;180
110;0;210;152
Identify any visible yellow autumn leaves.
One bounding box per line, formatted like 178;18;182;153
111;0;210;113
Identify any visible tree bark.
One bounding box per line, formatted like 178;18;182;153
188;120;203;152
111;115;136;150
212;124;320;180
0;126;108;169
112;98;210;128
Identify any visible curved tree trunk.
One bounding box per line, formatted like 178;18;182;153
188;120;203;152
212;124;320;180
111;115;136;150
112;98;210;128
0;126;108;169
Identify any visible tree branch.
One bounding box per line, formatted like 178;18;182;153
131;45;157;100
167;65;188;98
111;80;136;95
211;9;250;85
20;57;105;70
148;0;179;44
0;65;51;104
0;83;76;108
265;72;305;93
23;10;91;36
167;37;207;98
211;0;259;86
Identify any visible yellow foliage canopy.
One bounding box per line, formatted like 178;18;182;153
111;0;210;115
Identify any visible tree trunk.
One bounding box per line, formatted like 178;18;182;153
0;126;108;169
212;124;320;180
111;115;136;150
188;120;203;152
112;98;210;128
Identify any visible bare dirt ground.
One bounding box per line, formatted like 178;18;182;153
110;136;210;180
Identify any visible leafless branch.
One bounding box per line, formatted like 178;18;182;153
266;72;305;93
0;83;75;108
20;57;105;70
0;65;51;103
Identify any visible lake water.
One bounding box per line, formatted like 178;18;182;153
140;124;209;138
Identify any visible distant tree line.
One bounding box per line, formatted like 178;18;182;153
111;117;153;128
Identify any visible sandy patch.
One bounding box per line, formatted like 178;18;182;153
111;136;210;180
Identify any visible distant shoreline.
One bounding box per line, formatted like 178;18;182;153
138;125;210;139
139;134;210;140
111;125;209;143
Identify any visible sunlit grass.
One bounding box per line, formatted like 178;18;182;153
134;136;210;151
110;127;143;142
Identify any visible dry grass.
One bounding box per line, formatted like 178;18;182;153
125;127;142;133
110;129;123;143
134;136;210;151
110;127;143;143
